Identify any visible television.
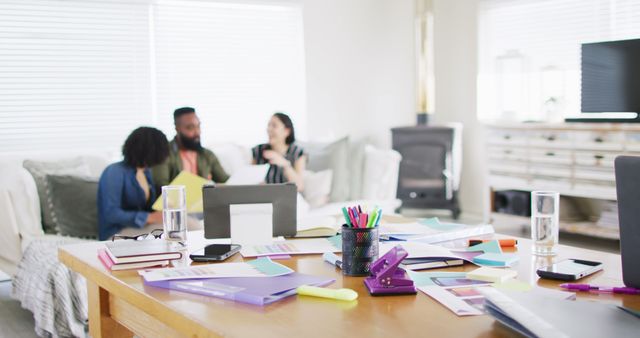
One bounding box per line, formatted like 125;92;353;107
568;38;640;122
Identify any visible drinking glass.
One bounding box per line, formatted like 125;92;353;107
531;191;559;256
162;185;187;247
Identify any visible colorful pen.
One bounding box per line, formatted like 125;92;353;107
323;252;342;269
341;207;352;227
468;239;518;247
559;283;640;295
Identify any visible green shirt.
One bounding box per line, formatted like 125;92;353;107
151;138;229;191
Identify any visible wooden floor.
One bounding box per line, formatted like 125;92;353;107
0;280;38;338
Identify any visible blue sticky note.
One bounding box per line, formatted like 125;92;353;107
247;257;294;276
407;270;467;287
466;240;502;254
326;235;342;249
472;253;519;267
419;217;464;231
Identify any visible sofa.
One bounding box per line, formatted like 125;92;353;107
0;137;401;275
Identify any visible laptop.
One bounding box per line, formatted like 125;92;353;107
614;156;640;288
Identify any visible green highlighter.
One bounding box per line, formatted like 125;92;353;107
296;285;358;301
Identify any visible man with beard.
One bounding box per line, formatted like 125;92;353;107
151;107;229;191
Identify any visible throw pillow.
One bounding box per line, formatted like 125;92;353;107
361;145;402;200
46;174;99;239
300;136;349;202
23;158;91;233
302;169;333;208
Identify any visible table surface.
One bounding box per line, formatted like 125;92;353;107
59;230;639;338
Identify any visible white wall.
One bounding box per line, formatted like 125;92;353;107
302;0;416;148
431;0;485;217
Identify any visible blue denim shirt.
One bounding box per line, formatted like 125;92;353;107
97;161;156;240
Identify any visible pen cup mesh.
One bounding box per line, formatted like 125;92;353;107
341;225;379;276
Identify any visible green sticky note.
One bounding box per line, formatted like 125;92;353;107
419;217;464;231
467;240;502;254
327;235;342;250
407;271;467;287
493;280;532;292
248;257;293;276
472;253;519;267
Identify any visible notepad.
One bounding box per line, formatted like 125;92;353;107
473;253;519;267
467;267;517;283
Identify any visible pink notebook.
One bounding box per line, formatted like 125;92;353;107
98;248;168;271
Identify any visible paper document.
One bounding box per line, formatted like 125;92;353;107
240;236;341;257
380;217;494;244
226;164;269;185
139;257;292;282
152;171;211;212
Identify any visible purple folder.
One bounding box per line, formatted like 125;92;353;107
144;272;335;306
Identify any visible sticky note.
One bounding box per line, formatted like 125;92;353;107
466;240;502;254
466;266;517;283
473;253;519;267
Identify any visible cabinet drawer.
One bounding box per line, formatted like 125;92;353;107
624;131;640;151
488;147;527;162
529;130;571;148
572;131;624;151
488;161;528;174
529;164;572;178
574;167;615;181
487;129;528;146
529;149;572;165
574;151;616;168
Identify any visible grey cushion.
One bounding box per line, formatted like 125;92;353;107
23;158;90;233
46;174;99;239
300;136;350;202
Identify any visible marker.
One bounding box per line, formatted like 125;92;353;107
468;239;518;247
341;207;352;227
560;283;640;295
323;252;342;269
297;285;358;301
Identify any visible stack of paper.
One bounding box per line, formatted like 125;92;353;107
466;267;517;283
380;217;494;244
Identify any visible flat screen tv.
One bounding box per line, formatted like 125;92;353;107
572;38;640;122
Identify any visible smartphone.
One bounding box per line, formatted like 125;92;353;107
189;244;241;262
536;259;603;281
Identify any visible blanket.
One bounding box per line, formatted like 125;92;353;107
11;236;89;338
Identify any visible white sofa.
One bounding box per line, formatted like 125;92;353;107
0;140;401;274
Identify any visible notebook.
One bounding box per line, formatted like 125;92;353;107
295;215;340;238
104;240;183;264
98;249;168;271
145;272;335;306
480;288;640;338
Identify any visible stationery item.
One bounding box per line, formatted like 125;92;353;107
480;287;640;338
379;241;482;269
364;245;417;295
342;224;378;276
466;240;503;254
240;236;341;257
418;276;491;316
296;215;341;238
401;258;464;271
145;272;334;306
467;267;517;283
151;171;210;212
296;285;358;301
559;283;640;295
98;248;168;271
105;240;183;264
140;257;293;282
468;239;518;247
225;164;269;185
342;204;382;228
472;253;519;267
323;252;343;269
381;217;494;244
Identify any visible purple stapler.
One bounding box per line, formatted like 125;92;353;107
364;245;417;296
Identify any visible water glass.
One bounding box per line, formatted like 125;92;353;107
162;185;187;246
531;191;559;256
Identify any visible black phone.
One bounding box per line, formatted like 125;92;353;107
189;244;241;262
536;259;603;281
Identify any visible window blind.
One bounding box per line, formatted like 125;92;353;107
0;0;152;153
477;0;640;121
153;0;307;147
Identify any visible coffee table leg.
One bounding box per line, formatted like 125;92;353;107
87;280;134;338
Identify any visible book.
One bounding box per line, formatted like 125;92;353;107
295;215;340;238
466;267;517;283
98;248;168;271
401;258;464;271
151;171;211;212
144;272;335;306
105;240;183;264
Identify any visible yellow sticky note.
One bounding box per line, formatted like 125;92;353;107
151;171;211;212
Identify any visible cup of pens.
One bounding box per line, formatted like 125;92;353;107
341;205;381;276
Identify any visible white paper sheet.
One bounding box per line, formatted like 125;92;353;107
226;164;269;185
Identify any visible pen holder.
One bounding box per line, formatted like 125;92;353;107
341;225;379;276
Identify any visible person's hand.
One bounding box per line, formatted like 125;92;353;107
146;211;163;225
263;150;291;168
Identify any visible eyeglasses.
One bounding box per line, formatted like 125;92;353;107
111;228;164;242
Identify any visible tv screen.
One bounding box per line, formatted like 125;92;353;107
581;38;640;113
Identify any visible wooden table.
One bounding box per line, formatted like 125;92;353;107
59;231;639;338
